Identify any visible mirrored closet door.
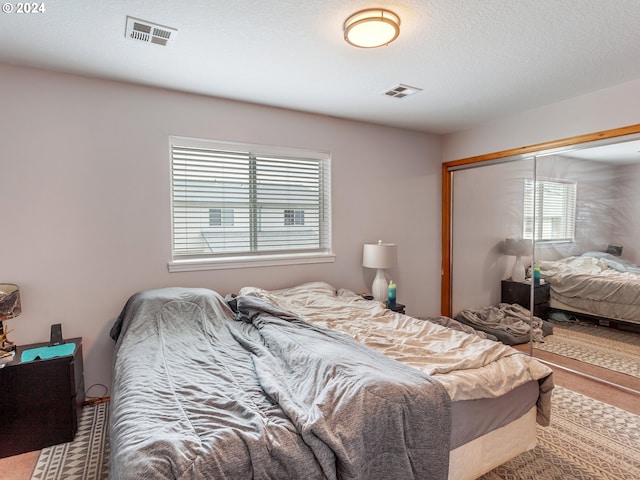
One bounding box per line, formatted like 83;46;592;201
529;136;640;384
442;124;640;384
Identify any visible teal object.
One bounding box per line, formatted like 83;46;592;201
387;280;397;308
21;343;75;362
533;266;541;286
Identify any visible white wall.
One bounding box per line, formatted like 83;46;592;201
442;78;640;162
0;64;443;393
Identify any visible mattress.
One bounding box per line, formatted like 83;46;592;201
450;380;538;449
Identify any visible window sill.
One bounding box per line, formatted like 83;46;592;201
168;252;336;272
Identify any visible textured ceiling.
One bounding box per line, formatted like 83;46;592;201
1;0;640;134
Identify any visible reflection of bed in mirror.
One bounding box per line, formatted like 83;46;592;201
537;252;640;325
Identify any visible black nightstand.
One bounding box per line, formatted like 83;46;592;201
386;302;406;314
361;295;406;314
0;337;84;458
501;280;550;319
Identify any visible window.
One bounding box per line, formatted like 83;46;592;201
169;136;333;271
523;178;577;242
284;209;305;226
209;208;234;226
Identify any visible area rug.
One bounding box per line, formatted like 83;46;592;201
30;401;109;480
29;388;640;480
533;321;640;379
481;386;640;480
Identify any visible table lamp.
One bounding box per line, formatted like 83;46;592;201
0;284;21;352
504;238;533;283
363;240;397;302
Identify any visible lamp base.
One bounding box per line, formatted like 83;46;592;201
511;255;526;283
0;321;15;352
371;269;388;302
0;349;14;368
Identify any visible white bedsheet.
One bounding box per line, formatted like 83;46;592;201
239;282;553;409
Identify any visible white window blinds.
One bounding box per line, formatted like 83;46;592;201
524;178;577;242
170;137;331;263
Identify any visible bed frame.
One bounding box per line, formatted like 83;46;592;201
450;407;537;479
550;301;640;332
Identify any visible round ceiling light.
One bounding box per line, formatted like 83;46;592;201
343;8;400;48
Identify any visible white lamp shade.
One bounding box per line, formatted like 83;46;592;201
363;241;397;269
504;238;532;256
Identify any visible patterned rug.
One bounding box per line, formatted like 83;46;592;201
30;401;109;480
481;386;640;480
30;388;640;480
534;321;640;379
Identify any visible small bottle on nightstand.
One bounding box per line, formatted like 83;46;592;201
387;281;397;308
533;267;541;286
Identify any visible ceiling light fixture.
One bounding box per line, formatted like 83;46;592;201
344;8;400;48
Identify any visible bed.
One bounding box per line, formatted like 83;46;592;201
109;282;553;480
537;252;640;324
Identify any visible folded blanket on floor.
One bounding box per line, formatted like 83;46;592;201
455;303;548;345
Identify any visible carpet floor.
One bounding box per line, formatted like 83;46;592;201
30;385;640;480
30;401;109;480
534;320;640;379
481;385;640;479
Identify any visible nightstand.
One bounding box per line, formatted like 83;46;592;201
0;337;84;458
361;295;406;314
501;280;550;319
386;302;406;314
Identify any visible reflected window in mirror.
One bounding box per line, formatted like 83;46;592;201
524;178;576;243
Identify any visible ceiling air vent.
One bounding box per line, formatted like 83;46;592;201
125;16;177;47
382;84;422;99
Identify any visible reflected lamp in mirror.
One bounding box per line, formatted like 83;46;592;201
504;238;532;283
363;240;397;302
0;284;21;352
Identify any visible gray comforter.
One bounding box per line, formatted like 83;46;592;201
110;288;451;480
